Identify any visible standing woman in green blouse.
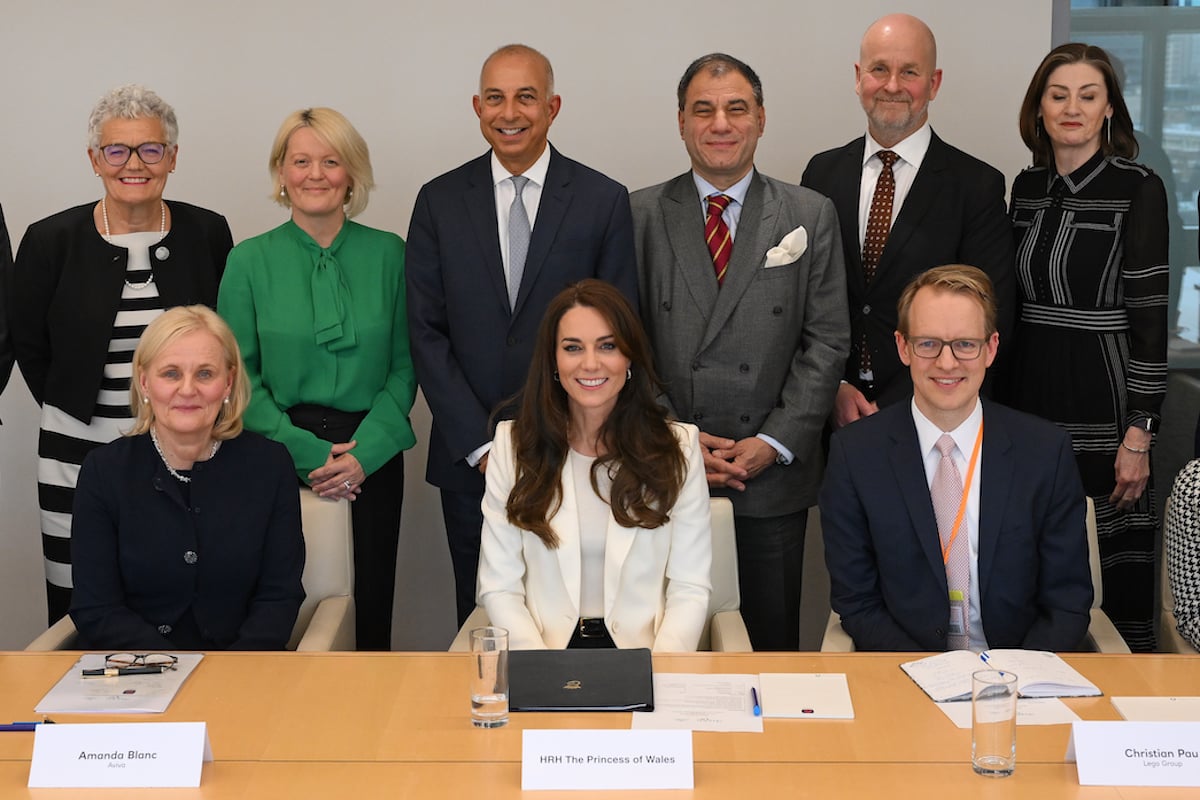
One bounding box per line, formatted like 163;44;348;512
218;108;415;651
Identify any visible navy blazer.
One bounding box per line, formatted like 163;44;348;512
12;200;232;421
820;400;1093;651
70;431;305;651
406;145;637;493
801;131;1015;406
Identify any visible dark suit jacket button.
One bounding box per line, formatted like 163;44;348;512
739;363;749;372
740;414;750;423
863;304;872;315
661;301;671;311
693;413;703;422
506;336;517;346
772;306;783;315
157;624;172;635
935;627;945;638
184;550;198;565
691;362;700;371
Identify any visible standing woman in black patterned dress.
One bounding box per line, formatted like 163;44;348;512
1007;44;1168;651
12;85;232;625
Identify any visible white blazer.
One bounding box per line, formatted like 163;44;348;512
477;421;712;651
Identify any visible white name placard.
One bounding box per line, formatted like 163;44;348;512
1067;721;1200;787
28;722;212;788
522;729;693;790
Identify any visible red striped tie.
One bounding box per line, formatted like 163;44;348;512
705;194;734;286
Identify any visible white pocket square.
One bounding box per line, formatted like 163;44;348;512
764;226;808;268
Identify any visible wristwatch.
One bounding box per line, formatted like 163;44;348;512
1130;417;1159;434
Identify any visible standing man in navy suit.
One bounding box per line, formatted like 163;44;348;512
821;265;1092;652
407;44;637;627
802;13;1014;426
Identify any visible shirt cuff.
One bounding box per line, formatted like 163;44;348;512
756;434;792;465
466;442;493;467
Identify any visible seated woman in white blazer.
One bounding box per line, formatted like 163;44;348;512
477;279;712;651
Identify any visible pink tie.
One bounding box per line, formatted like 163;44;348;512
933;433;970;650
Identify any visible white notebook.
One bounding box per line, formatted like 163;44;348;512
900;649;1100;702
758;673;854;719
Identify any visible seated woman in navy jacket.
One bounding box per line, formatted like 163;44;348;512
477;280;711;651
70;305;305;650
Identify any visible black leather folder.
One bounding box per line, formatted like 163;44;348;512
508;648;654;711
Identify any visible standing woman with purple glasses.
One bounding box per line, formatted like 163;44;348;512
1005;44;1168;651
12;85;232;625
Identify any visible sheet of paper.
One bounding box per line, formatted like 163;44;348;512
1112;697;1200;722
759;673;854;719
630;673;763;732
35;654;204;714
935;697;1081;729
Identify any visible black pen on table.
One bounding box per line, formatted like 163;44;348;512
81;665;174;678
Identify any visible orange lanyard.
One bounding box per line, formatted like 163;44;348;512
940;422;983;566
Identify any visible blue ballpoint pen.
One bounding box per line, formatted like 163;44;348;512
0;720;54;732
751;687;761;717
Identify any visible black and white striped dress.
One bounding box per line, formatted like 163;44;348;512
38;231;166;618
1008;151;1169;652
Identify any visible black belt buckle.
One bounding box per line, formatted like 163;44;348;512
578;618;607;639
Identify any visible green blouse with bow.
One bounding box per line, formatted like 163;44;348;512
218;219;416;480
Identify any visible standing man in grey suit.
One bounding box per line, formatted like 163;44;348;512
802;13;1013;427
632;54;849;650
407;44;638;627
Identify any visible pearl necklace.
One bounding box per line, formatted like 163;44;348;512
150;426;220;484
102;197;166;291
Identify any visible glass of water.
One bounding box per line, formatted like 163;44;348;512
470;626;509;728
972;669;1018;777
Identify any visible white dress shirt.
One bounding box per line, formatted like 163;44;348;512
858;122;932;248
912;398;988;651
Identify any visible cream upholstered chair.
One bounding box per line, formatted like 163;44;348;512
26;488;355;652
821;499;1131;653
1161;466;1200;655
449;497;751;652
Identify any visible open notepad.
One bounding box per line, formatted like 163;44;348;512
900;649;1100;702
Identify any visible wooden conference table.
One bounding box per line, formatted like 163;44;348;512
1;650;1197;798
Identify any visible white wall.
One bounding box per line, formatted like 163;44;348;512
0;0;1052;649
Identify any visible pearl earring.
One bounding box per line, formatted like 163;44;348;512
223;396;230;404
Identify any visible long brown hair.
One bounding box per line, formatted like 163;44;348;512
505;280;686;547
1018;42;1137;168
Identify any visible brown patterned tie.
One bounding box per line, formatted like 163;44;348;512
858;150;898;378
933;433;971;651
705;193;734;286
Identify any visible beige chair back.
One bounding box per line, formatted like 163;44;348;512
1085;497;1103;609
697;497;739;650
289;490;354;649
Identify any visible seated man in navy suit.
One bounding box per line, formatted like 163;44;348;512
821;265;1092;652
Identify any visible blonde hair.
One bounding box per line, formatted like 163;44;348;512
269;107;374;218
128;305;250;440
896;264;998;337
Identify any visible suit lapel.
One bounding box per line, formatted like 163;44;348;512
603;509;637;619
877;132;948;278
464;155;511;317
662;174;720;318
888;411;947;591
699;171;776;352
514;145;571;318
825;140;867;297
976;403;1013;602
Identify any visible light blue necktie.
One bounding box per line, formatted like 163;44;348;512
508;174;531;310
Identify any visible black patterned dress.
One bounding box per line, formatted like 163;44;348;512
1007;149;1168;652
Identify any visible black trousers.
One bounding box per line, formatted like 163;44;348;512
440;487;485;628
288;404;403;651
734;510;807;651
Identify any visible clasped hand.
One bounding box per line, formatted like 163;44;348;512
308;440;365;501
699;431;777;491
